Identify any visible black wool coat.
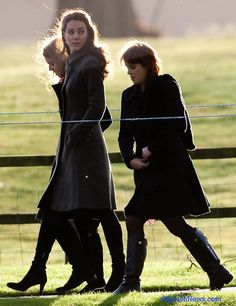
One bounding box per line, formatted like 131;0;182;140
118;74;210;219
38;47;116;214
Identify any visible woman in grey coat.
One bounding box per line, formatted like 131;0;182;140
51;9;125;294
7;9;125;295
113;41;233;294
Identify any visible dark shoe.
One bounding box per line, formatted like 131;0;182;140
112;281;140;294
102;211;125;292
208;265;233;290
79;278;106;293
112;237;147;295
55;271;97;294
182;227;234;290
104;268;125;292
7;265;47;295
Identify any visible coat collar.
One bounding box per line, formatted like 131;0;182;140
124;74;161;101
63;46;95;88
67;45;94;66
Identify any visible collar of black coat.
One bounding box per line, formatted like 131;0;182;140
123;73;176;100
67;45;94;66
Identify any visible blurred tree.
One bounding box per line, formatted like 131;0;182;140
56;0;145;37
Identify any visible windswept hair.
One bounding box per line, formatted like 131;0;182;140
54;8;111;78
120;40;162;78
35;35;66;87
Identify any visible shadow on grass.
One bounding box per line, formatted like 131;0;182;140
0;296;57;306
142;285;206;292
96;294;123;306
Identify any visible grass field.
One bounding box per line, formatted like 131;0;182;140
0;33;236;295
0;261;235;305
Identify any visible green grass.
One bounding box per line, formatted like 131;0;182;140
0;261;235;305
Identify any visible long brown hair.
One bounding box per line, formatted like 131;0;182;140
55;8;111;78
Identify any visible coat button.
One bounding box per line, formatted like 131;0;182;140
85;175;88;179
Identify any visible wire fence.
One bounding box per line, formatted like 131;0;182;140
0;211;235;266
1;102;236;126
0;104;236;265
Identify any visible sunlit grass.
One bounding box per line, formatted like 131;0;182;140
0;261;235;305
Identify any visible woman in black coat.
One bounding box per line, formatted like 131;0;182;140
51;9;125;294
7;9;125;295
113;41;233;294
43;38;124;294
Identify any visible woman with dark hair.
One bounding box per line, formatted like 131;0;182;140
49;8;125;294
113;40;233;294
7;8;125;294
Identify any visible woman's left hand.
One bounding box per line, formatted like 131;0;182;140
142;146;152;161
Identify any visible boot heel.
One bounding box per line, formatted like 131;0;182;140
39;281;46;295
209;266;234;290
56;272;97;294
7;264;47;293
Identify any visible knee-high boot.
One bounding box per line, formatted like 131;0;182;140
55;219;97;294
79;226;106;293
113;237;147;294
6;216;54;295
103;222;126;292
7;251;48;295
181;227;233;290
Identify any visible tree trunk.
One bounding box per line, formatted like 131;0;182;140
56;0;140;37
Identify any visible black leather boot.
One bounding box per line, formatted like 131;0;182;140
103;225;125;292
7;216;53;296
56;270;97;294
56;219;97;294
113;237;147;294
79;226;106;293
182;227;233;290
7;252;48;295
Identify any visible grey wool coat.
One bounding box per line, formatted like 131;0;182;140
118;74;210;219
37;47;116;214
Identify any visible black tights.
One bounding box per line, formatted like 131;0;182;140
74;209;125;265
35;210;124;272
34;211;101;266
125;215;194;240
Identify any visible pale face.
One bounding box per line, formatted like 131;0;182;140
125;63;147;89
44;56;62;78
64;20;88;54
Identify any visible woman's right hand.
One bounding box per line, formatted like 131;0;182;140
129;158;149;170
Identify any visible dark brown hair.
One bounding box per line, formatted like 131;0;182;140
120;40;162;78
56;8;111;78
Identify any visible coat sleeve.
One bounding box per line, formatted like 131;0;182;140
118;92;135;168
67;58;105;144
147;78;188;153
52;83;63;119
100;106;112;132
